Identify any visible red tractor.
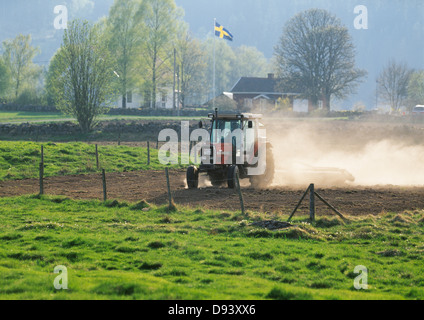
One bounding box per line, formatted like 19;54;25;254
187;109;274;189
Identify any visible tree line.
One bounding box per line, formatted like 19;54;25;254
0;4;422;133
0;0;270;113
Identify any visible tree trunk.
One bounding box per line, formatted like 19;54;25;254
323;94;331;111
15;78;20;99
122;94;127;109
181;64;185;109
152;49;157;109
79;118;91;134
122;62;127;109
181;93;185;110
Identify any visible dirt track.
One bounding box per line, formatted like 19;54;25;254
1;170;423;216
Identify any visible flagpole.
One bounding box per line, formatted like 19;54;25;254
213;18;216;110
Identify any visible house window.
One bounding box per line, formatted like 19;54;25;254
127;91;133;104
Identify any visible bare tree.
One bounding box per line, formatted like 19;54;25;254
377;60;413;113
274;9;367;111
47;20;115;133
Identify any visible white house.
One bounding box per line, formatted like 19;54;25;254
114;87;176;109
293;99;309;113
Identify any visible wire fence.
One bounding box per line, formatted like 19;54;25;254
7;142;354;220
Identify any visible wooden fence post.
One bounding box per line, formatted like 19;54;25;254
39;162;44;195
287;183;347;223
235;173;245;215
309;184;315;222
287;184;311;222
102;169;107;202
95;144;99;170
41;145;44;164
314;191;347;221
165;167;173;208
147;141;150;165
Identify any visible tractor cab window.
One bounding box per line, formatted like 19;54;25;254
211;120;242;144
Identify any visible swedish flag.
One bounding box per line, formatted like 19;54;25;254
215;21;233;41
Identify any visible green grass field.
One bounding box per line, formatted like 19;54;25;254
0;141;182;181
0;111;202;124
0;195;423;300
0;111;70;123
0;141;423;300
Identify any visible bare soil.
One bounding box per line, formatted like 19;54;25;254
1;170;423;216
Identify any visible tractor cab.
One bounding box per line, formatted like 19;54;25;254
207;110;262;166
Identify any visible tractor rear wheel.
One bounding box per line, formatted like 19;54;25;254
187;166;199;189
250;143;275;189
227;165;239;189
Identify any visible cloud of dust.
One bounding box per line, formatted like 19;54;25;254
266;122;424;187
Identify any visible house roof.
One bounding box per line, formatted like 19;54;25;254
230;75;302;95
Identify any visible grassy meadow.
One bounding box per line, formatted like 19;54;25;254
0;141;183;181
0;111;202;124
0;195;423;300
0;140;423;300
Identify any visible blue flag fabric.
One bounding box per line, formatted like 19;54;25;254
215;21;233;41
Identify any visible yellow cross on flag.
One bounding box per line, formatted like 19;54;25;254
215;21;233;41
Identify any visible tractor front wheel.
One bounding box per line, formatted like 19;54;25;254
187;166;199;189
250;143;275;189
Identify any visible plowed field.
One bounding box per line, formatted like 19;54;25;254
1;170;423;216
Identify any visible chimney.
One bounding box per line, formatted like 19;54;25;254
268;73;275;79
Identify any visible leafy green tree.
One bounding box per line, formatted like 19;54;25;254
175;28;208;108
106;0;146;109
232;45;270;79
407;70;424;108
47;20;116;133
2;34;41;99
142;0;183;108
0;58;11;100
274;9;367;110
